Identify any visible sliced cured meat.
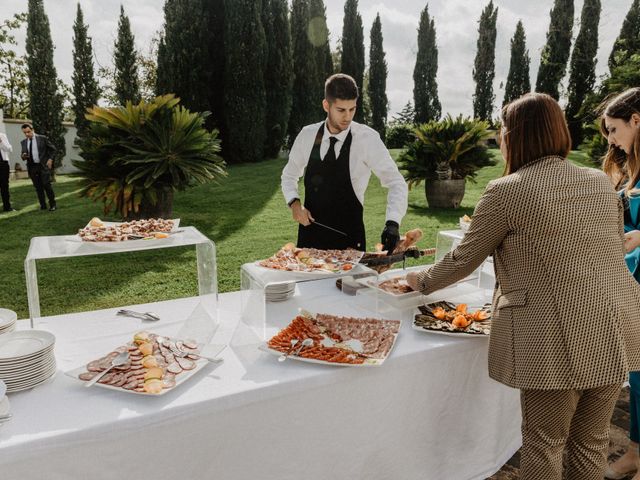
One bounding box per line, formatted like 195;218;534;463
79;371;99;381
176;357;196;370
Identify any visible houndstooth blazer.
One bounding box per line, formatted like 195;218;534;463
416;156;640;390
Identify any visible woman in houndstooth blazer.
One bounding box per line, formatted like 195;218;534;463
407;93;640;480
600;88;640;480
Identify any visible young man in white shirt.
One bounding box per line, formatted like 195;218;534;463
281;74;408;252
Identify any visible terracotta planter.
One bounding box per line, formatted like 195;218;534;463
425;179;466;209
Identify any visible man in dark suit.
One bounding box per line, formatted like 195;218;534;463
20;123;56;211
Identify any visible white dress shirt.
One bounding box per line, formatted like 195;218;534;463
29;137;40;163
0;133;12;163
281;121;408;225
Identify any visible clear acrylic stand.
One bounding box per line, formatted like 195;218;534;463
234;262;380;352
24;226;218;339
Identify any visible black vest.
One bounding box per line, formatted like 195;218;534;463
297;124;366;251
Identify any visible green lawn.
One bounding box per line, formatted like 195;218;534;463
0;148;593;319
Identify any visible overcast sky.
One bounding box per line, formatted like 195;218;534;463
0;0;632;119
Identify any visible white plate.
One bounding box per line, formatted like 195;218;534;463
0;309;17;330
412;323;490;338
262;313;401;367
261;345;389;366
4;367;57;388
0;331;55;360
6;371;56;393
76;218;181;245
0;347;54;367
359;274;422;301
4;364;57;387
65;343;225;396
0;358;57;380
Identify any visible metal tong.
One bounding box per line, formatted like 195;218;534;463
117;309;160;322
359;247;436;267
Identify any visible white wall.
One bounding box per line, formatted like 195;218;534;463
1;117;80;174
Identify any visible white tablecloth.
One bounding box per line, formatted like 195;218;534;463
0;281;521;480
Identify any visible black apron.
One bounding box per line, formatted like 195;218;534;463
297;124;366;251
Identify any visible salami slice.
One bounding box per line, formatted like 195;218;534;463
176;357;196;370
79;371;99;381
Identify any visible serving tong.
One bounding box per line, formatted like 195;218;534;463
359;247;436;268
117;309;161;322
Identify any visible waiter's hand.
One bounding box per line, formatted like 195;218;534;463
290;200;314;226
381;220;400;254
625;230;640;253
47;159;53;170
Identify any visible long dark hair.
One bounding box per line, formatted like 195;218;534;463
501;93;571;175
600;87;640;192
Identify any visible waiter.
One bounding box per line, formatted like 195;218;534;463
281;74;408;252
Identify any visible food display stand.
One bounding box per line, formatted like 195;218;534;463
236;262;382;347
24;226;218;341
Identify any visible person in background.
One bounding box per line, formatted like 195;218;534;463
0;131;15;212
20;123;56;211
406;92;640;480
281;73;407;252
600;87;640;480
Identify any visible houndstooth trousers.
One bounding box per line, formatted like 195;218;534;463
519;384;621;480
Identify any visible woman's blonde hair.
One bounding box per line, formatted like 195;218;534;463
600;87;640;192
501;93;571;175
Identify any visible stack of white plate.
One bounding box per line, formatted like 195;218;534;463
265;282;295;302
0;309;17;335
0;330;56;393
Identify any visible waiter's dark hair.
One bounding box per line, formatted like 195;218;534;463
21;123;33;130
325;74;359;102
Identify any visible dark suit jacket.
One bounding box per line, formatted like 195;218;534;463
20;134;56;169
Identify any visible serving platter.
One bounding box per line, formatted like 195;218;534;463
264;310;401;367
413;300;491;337
66;334;225;396
74;218;181;245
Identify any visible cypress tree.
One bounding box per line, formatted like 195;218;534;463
503;21;530;106
535;0;574;100
204;0;225;134
472;1;498;123
369;13;388;141
413;4;441;123
156;0;211;114
309;0;333;118
72;3;99;139
566;0;601;149
340;0;365;123
25;0;66;168
114;5;140;105
262;0;293;158
288;0;317;145
609;0;640;72
223;0;267;163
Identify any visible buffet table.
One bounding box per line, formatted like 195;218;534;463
0;279;521;480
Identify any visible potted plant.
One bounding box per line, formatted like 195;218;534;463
397;115;495;208
73;94;226;219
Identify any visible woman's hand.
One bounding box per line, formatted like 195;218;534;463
624;230;640;253
406;271;421;292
